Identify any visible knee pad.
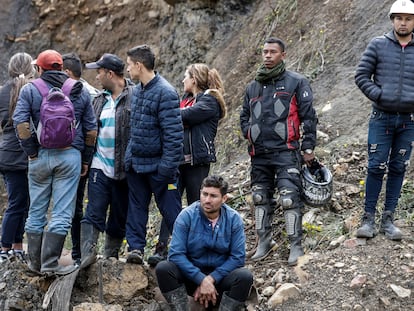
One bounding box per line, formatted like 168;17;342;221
252;184;271;206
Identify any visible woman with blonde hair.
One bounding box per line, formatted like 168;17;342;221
148;63;227;266
0;52;35;261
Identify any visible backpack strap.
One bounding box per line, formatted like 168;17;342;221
61;78;78;97
32;78;50;97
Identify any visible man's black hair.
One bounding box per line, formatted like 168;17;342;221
264;37;286;52
201;175;228;196
126;44;155;70
62;52;82;78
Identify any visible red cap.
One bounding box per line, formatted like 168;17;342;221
32;49;63;70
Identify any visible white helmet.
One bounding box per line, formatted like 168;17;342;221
389;0;414;17
301;161;333;207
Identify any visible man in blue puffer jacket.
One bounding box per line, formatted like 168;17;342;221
124;44;183;264
355;0;414;241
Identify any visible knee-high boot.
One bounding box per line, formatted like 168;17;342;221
251;204;275;261
285;208;304;266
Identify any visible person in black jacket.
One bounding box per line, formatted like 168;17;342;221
355;0;414;241
240;37;317;266
0;52;35;262
148;63;226;267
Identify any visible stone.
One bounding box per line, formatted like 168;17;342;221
268;283;301;307
349;274;367;289
390;284;411;298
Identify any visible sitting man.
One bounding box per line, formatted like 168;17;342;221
155;175;253;310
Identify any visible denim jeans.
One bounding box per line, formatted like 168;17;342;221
0;170;29;248
25;148;81;235
125;171;181;252
82;168;128;239
365;108;414;214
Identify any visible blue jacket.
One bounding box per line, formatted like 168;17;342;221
13;71;97;162
168;201;246;285
355;31;414;113
125;73;183;180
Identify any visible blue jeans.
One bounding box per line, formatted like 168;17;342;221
82;168;128;239
126;171;181;251
25;148;81;235
0;170;29;248
365;108;414;214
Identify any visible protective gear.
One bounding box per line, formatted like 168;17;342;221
356;212;376;238
380;211;402;240
163;285;189;311
284;209;304;266
148;241;168;267
301;160;333;206
26;232;42;274
218;292;245;311
389;0;414;17
251;204;276;261
279;188;294;209
104;235;124;259
40;231;78;275
80;223;100;269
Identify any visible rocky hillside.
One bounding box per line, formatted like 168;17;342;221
1;0;414;310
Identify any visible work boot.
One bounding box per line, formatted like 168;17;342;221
40;231;78;275
285;209;304;266
163;285;189;311
218;292;245;311
26;232;42;274
80;222;100;269
379;211;402;240
251;205;275;261
148;241;168;267
104;235;124;259
356;212;376;238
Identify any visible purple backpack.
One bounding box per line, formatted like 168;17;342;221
32;78;77;149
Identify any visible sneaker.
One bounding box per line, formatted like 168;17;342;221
9;249;27;263
147;242;167;267
126;249;143;264
0;250;10;263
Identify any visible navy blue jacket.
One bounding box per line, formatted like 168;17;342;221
355;31;414;113
125;73;183;180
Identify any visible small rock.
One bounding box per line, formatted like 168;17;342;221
268;283;301;307
349;274;367;289
262;286;275;297
390;284;411;298
334;262;345;268
379;297;391;306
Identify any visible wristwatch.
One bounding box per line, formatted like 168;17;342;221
304;149;313;154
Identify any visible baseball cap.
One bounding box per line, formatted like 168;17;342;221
85;53;125;74
32;49;63;70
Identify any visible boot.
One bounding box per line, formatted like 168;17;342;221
104;235;124;259
356;212;376;238
251;205;275;261
40;231;78;275
80;222;100;269
148;241;168;267
285;209;304;266
218;292;245;311
379;211;402;240
26;232;42;274
163;285;189;311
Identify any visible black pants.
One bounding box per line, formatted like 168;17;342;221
71;174;88;260
155;260;253;303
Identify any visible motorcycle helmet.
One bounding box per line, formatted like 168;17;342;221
301;160;333;207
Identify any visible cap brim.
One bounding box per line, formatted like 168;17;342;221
31;59;37;65
85;62;101;69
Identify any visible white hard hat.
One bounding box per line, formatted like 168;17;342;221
389;0;414;17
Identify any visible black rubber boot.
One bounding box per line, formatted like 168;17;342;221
251;205;275;261
26;232;42;274
40;231;78;275
104;235;124;259
218;292;245;311
380;211;402;240
80;222;100;269
285;209;304;266
148;241;168;267
356;212;376;238
163;285;189;311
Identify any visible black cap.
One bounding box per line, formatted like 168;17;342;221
85;53;125;74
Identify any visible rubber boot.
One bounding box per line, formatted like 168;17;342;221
80;222;100;269
104;235;124;259
251;205;275;261
163;285;189;311
26;232;42;274
148;241;168;267
218;292;245;311
356;212;376;238
40;231;78;275
285;209;304;266
379;211;402;240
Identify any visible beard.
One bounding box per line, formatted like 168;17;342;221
395;29;413;38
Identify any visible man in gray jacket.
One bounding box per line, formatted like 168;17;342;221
355;0;414;241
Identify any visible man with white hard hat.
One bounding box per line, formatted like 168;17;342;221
354;0;414;241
